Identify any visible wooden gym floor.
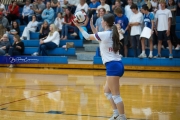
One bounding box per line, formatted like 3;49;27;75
0;68;180;120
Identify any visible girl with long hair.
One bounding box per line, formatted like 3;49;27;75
73;13;126;120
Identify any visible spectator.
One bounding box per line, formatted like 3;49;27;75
177;0;180;16
32;24;60;56
150;0;158;12
154;0;173;58
138;5;154;59
41;2;55;24
96;0;110;14
125;0;134;20
19;0;34;25
137;0;145;10
51;0;59;12
56;0;65;14
6;1;19;24
75;0;89;13
88;0;100;18
31;0;46;20
21;15;38;40
65;0;80;14
0;12;9;37
8;35;24;56
143;0;153;12
112;0;124;14
95;8;106;32
0;0;6;15
61;7;78;40
167;0;177;48
39;21;50;39
54;12;64;35
128;4;143;57
9;21;20;36
0;34;10;55
114;7;129;57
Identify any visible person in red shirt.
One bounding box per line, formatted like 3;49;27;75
60;7;78;40
6;1;19;24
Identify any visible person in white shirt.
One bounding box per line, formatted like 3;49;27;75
54;12;64;34
75;0;88;13
96;0;110;14
128;4;143;57
0;0;6;15
73;13;126;120
21;15;38;40
125;0;134;20
154;0;173;58
32;24;60;56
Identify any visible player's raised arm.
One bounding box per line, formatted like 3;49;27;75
73;20;96;41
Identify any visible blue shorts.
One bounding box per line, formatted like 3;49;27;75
105;61;124;77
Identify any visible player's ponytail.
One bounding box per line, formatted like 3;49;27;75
103;13;120;53
112;24;120;53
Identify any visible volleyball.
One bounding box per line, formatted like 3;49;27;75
74;11;86;23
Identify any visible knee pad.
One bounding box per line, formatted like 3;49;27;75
112;95;122;104
104;93;112;100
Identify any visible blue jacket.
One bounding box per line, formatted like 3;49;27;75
41;8;54;24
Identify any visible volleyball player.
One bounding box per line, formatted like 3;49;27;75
73;13;126;120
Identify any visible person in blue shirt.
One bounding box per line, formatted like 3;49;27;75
88;0;100;18
138;4;154;59
114;7;129;57
41;2;55;24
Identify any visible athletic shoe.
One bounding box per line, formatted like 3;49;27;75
161;45;165;49
153;45;157;49
20;37;24;40
32;52;39;56
109;114;127;120
148;54;153;59
169;54;173;59
138;53;147;58
154;54;161;58
175;46;180;50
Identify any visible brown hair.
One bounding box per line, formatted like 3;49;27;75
14;35;21;43
103;13;120;53
114;7;123;14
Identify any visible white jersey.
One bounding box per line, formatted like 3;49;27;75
94;31;121;64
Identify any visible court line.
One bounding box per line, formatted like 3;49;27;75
0;90;58;106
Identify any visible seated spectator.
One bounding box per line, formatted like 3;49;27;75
95;8;106;32
21;15;38;40
0;34;10;55
19;0;34;25
7;35;24;56
0;0;6;16
32;24;60;56
75;0;89;13
128;4;143;57
0;12;9;37
9;21;20;36
88;0;100;18
41;2;55;24
65;0;80;14
61;7;78;40
31;0;46;20
96;0;110;14
112;0;125;14
51;0;59;12
54;12;64;35
114;7;129;57
6;1;19;24
39;21;50;39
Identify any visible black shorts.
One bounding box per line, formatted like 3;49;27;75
158;31;170;41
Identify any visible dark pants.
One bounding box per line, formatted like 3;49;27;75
170;25;178;46
38;42;57;56
39;34;48;39
19;15;29;25
61;24;78;37
131;35;141;57
6;14;19;24
8;47;21;56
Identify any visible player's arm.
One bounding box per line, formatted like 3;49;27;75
90;15;97;34
77;25;96;40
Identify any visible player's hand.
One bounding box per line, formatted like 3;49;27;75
72;20;81;27
166;30;170;36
